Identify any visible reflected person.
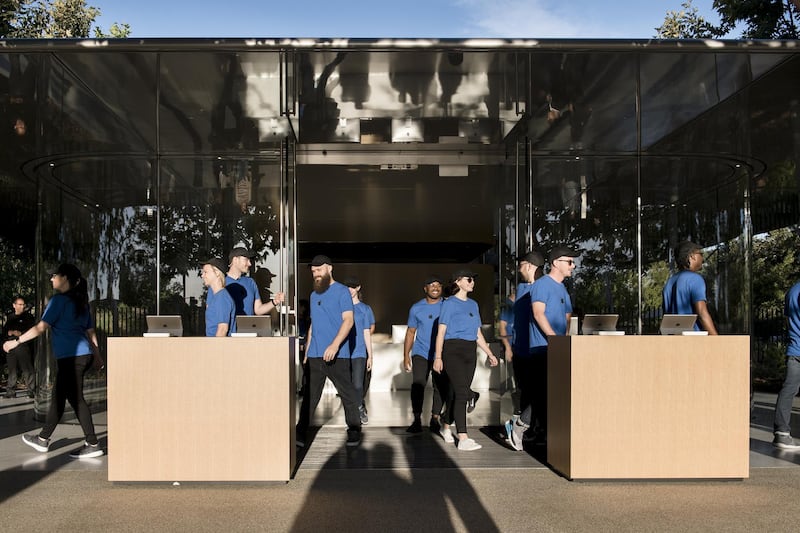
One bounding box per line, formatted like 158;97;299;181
662;241;718;334
2;296;36;398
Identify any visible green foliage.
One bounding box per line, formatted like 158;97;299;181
753;227;800;313
713;0;799;39
93;21;129;38
2;0;130;38
656;0;717;38
0;238;36;312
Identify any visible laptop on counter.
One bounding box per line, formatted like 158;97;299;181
581;314;620;335
145;315;183;337
234;315;272;337
659;314;698;335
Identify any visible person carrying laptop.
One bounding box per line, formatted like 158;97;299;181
661;241;718;335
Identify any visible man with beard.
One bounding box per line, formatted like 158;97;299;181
296;255;362;447
403;276;446;433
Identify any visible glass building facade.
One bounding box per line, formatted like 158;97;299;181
0;39;798;415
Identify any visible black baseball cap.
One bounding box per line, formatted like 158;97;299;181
424;275;443;285
517;250;545;267
342;276;361;288
310;254;333;267
548;246;580;263
201;258;227;274
452;268;477;281
229;247;255;262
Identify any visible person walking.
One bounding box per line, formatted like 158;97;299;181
662;241;718;334
433;269;498;451
200;258;236;337
403;275;447;433
4;264;104;458
225;247;284;316
772;280;800;450
344;276;375;425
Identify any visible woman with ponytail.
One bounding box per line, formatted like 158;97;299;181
3;263;104;459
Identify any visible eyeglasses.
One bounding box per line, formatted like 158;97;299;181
460;277;474;283
554;259;575;266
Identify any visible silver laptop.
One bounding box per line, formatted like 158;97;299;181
659;314;697;335
235;315;272;337
145;315;183;337
581;314;619;335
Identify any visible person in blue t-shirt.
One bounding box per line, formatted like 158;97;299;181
296;255;362;448
403;275;446;433
225;247;284;316
4;263;104;459
433;269;499;451
662;241;718;335
772;281;800;450
201;258;236;337
503;250;545;446
509;246;578;451
343;276;375;425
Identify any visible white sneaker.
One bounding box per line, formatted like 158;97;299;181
510;421;527;451
439;425;454;443
457;437;482;451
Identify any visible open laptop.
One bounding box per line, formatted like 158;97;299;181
235;315;272;337
659;314;698;335
581;314;619;335
145;315;183;337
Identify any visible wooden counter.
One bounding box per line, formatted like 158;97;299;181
107;337;295;482
547;335;749;480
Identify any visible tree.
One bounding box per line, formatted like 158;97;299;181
1;0;129;38
656;0;716;38
713;0;799;39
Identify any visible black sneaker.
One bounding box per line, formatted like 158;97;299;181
22;433;50;452
346;429;361;447
359;405;369;425
295;429;306;448
773;432;800;450
406;420;423;433
467;391;480;413
429;417;441;433
69;441;104;459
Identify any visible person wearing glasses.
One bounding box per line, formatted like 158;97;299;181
4;264;104;458
403;275;446;434
509;246;579;450
433;269;499;451
662;241;718;335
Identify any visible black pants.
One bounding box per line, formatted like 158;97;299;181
441;339;477;434
297;357;362;432
410;354;445;417
514;355;547;430
40;354;98;444
5;343;35;394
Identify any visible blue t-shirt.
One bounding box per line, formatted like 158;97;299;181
785;281;800;357
206;287;237;337
662;270;707;331
348;302;376;359
439;297;481;341
41;293;94;359
308;282;354;359
225;275;259;316
528;276;572;353
499;298;514;343
512;282;534;355
407;298;443;360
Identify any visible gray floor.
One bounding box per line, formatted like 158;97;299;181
1;389;799;532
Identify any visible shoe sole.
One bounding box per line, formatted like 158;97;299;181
346;440;361;447
774;443;800;450
70;450;104;459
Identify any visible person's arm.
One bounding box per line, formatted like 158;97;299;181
403;326;417;372
477;328;499;367
86;327;105;370
693;300;718;335
214;323;229;337
364;328;373;371
532;301;557;337
323;310;354;362
498;319;512;362
304;324;312;365
433;323;446;373
2;321;48;353
253;291;285;315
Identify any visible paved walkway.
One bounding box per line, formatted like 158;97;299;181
0;390;798;532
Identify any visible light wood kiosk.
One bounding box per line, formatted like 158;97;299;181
107;337;295;482
547;335;749;480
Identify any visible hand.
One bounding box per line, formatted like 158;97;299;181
92;353;105;371
272;292;285;305
323;344;338;362
487;354;499;367
433;358;443;374
403;355;412;373
2;340;17;353
504;347;513;363
366;356;373;372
